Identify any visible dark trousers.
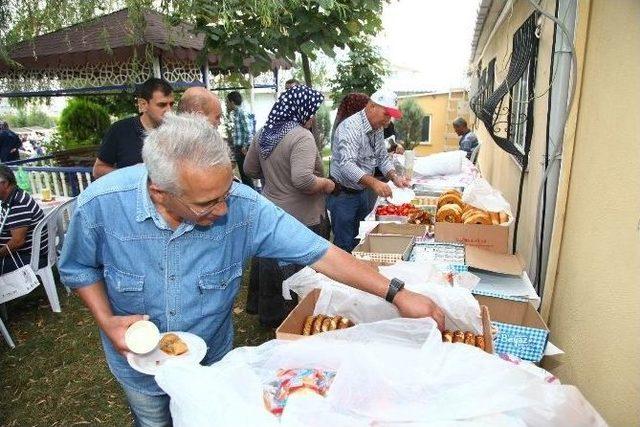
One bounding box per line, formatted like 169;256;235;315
327;191;374;253
246;215;331;326
233;147;254;189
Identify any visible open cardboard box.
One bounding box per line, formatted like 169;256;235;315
369;223;428;238
435;222;510;254
474;293;549;362
277;288;495;355
352;234;415;265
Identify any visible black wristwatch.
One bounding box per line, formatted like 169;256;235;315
385;278;405;303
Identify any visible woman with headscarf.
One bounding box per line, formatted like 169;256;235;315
244;85;335;327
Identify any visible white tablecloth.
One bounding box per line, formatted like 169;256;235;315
33;195;74;215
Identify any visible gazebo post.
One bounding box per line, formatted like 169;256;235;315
202;63;210;89
152;55;162;78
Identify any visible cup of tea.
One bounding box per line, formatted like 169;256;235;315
41;187;52;202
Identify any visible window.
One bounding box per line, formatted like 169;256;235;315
420;115;431;144
509;59;533;154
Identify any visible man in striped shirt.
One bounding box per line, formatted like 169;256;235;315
0;165;46;274
329;90;410;252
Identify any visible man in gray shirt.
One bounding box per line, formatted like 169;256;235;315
453;117;479;159
329;90;409;252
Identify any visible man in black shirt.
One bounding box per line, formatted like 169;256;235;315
0;165;46;274
93;78;174;179
0;121;22;163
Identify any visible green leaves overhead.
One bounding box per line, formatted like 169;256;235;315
1;0;389;85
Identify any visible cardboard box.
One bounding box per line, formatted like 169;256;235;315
473;293;549;362
352;234;415;265
276;288;322;341
369;223;428;238
435;222;510;254
277;288;495;355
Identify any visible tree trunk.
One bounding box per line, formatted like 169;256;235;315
301;53;313;87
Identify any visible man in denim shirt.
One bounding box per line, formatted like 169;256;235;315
59;113;443;426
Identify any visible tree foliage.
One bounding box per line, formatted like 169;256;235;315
315;103;331;148
57;98;111;147
395;98;424;150
0;107;56;128
1;1;389;87
82;94;138;119
329;39;389;105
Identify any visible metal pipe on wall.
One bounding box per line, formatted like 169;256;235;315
535;0;578;294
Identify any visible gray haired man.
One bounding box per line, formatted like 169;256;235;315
59;113;444;426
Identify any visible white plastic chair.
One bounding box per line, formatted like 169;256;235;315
469;142;482;165
0;314;15;348
55;197;77;255
29;200;76;313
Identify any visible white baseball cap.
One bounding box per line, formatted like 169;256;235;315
370;90;403;119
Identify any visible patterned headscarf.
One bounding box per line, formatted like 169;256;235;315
258;85;324;159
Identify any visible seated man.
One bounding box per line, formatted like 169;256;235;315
453;117;479;159
0;165;46;274
59;113;443;426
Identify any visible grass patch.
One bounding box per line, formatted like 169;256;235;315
0;268;273;426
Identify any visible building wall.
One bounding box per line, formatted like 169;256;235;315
399;91;468;156
471;0;640;424
544;1;640;425
471;0;556;264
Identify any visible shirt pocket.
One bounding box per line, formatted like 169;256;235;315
197;263;243;317
104;265;145;315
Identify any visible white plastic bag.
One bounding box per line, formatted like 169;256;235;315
413;150;467;177
462;178;514;223
157;318;606;427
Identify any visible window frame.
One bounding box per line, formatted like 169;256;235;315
419;114;432;145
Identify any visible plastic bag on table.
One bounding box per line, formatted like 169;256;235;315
15;167;31;193
412;150;466;177
462;177;514;224
158;318;605;426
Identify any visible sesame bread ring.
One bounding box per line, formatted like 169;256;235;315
302;315;315;335
437;193;464;209
499;212;510;224
436;204;463;223
489;212;500;225
464;211;492;225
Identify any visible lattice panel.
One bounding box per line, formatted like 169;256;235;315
162;59;203;84
0;61;153;93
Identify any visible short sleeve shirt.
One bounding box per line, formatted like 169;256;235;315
97;116;146;168
0;189;46;259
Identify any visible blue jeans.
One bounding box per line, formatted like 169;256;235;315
123;386;172;427
328;191;374;252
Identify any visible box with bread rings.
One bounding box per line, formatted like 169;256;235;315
276;288;495;355
433;182;514;254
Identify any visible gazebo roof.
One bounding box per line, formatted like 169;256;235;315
0;8;216;72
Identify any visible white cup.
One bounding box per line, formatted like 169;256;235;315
125;320;160;354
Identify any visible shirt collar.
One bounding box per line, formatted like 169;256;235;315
358;109;374;135
135;168;156;223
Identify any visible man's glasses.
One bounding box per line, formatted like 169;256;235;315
170;185;232;218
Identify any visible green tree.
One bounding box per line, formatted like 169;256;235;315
2;1;389;88
0;107;56;128
329;40;389;105
82;93;138;119
315;103;331;149
395;99;424;150
57;98;111;148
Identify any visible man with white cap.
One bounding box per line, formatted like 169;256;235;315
329;89;409;252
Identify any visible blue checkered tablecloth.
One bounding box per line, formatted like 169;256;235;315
492;321;549;362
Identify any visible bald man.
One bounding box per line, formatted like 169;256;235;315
178;87;222;128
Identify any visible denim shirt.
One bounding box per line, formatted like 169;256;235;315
58;165;330;395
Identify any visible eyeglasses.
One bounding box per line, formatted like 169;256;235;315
170;185;232;218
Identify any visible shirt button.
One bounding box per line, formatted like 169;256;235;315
169;310;176;316
169;275;175;281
